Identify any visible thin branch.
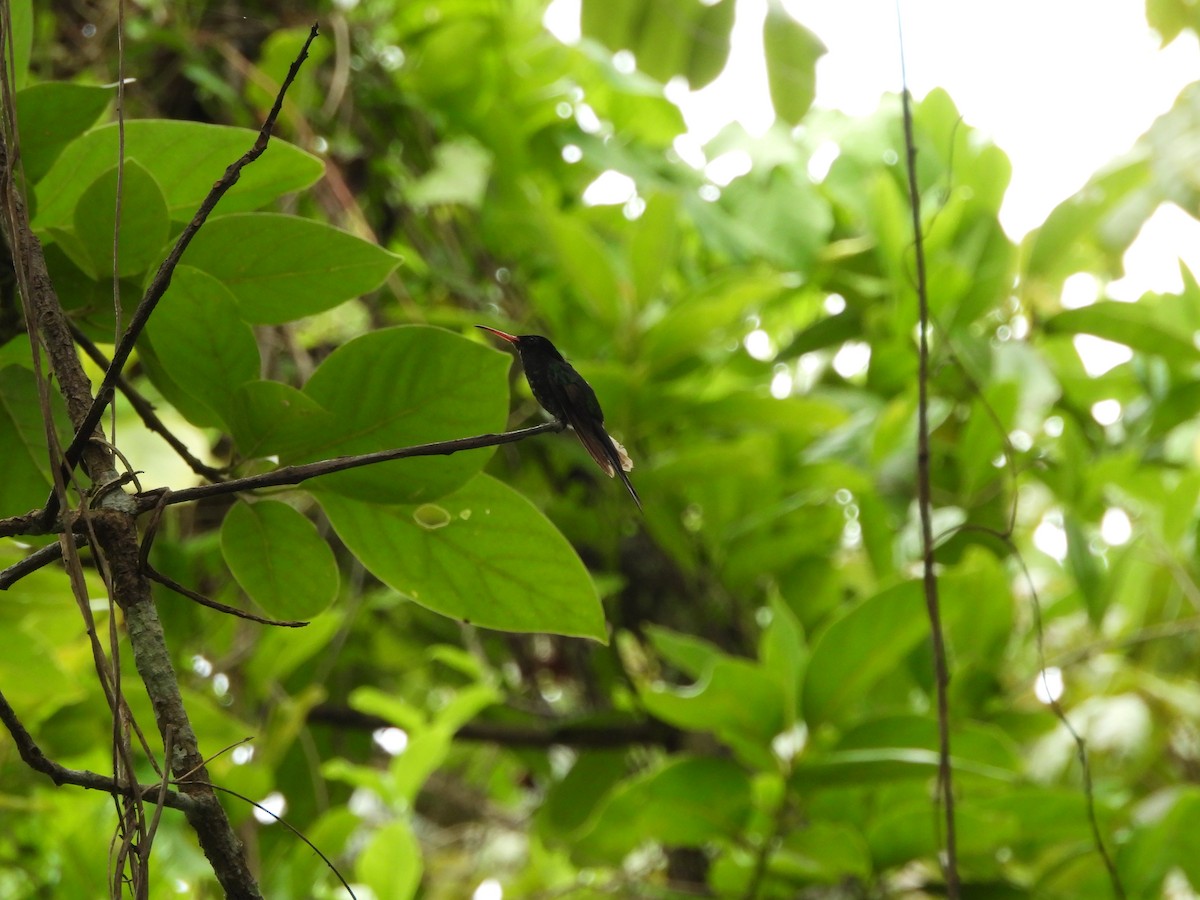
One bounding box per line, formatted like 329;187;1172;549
48;22;321;521
0;539;70;588
0;687;194;813
134;420;566;511
897;14;959;897
2;422;567;584
70;323;225;481
144;565;307;628
308;704;678;748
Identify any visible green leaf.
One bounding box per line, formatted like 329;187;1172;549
9;0;31;91
687;0;735;88
538;751;630;842
143;266;260;426
407;138;492;208
1044;300;1200;366
33;120;323;230
629;193;678;305
356;820;422;900
763;5;826;125
571;756;753;866
1121;787;1200;895
320;474;606;641
16;83;112;184
180;213;401;324
644;625;723;680
294;326;509;503
1147;0;1200;45
228;380;335;460
791;747;1018;789
0;366;61;515
639;655;786;768
1065;514;1107;625
220;500;340;620
546;214;621;322
802;580;927;727
70;161;170;279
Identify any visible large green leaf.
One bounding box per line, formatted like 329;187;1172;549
319;474;606;641
228;380;335;461
570;756;753;866
289;326;508;503
70;161;170;279
33;120;323;230
763;5;825;125
220;500;339;620
143;266;260;426
802;580;927;727
16;83;112;184
179;213;400;324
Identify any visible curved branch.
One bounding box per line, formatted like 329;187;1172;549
135;420;566;511
0;688;194;813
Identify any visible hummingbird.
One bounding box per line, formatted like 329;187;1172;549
476;325;642;511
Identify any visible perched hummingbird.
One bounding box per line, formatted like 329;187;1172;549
476;325;642;511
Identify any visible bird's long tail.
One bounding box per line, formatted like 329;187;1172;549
567;418;643;512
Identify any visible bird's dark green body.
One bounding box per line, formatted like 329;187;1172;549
476;326;641;510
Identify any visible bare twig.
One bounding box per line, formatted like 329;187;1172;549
0;688;194;813
308;704;678;748
144;565;307;628
134;420;566;510
897;14;958;896
0;539;71;588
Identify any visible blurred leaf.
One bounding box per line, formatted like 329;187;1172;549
180;213;402;324
571;756;752;865
802;580;928;727
688;0;735;88
763;4;825;125
320;475;606;641
1121;787;1200;895
220;500;339;620
1146;0;1200;45
546;214;621;322
1064;515;1107;625
640;655;786;768
792;747;1017;789
629;193;678;305
356;820;422;900
1044;300;1200;366
407;138;492;208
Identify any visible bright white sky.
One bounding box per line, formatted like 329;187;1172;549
547;0;1200;300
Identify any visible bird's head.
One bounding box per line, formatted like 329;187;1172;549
475;326;564;361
